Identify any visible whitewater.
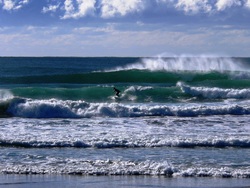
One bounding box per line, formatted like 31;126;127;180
0;56;250;182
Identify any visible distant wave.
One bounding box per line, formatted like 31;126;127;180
111;56;250;73
1;60;250;86
0;70;235;85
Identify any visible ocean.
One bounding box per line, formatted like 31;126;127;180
0;56;250;187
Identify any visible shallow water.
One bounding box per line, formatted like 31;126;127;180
0;115;250;177
1;175;250;188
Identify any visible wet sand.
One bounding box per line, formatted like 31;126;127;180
0;175;250;188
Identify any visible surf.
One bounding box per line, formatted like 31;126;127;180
178;82;250;99
112;56;250;73
1;57;250;86
1;97;249;118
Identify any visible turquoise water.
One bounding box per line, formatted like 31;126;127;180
0;56;250;178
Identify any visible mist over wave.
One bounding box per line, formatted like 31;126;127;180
0;89;13;101
112;56;249;73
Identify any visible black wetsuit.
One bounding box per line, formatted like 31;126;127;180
113;87;121;97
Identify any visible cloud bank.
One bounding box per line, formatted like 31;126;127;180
1;0;250;18
1;24;250;56
1;0;250;57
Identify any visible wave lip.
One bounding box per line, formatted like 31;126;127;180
0;90;13;101
7;98;86;118
112;56;249;73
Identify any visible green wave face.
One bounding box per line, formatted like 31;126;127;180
1;57;250;104
0;68;248;103
1;70;248;85
10;86;185;103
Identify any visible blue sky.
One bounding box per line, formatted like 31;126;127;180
0;0;250;57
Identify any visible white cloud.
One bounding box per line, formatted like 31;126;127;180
42;3;60;14
62;0;96;19
155;0;169;3
60;0;145;19
1;0;250;18
0;0;29;11
175;0;212;14
57;0;250;19
64;0;74;15
100;0;144;18
2;0;15;10
215;0;242;11
245;0;250;8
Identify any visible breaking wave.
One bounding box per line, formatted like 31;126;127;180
0;89;13;101
113;56;250;73
1;97;249;118
1;160;250;177
178;82;250;99
1;136;250;149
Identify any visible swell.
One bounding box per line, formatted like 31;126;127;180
1;70;249;85
8;81;250;102
0;70;187;85
10;86;185;102
1;81;250;118
11;87;116;102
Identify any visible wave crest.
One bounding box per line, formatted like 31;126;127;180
178;82;250;99
0;90;13;101
113;56;249;73
3;98;250;118
1;160;250;177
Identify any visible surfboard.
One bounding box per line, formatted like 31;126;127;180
115;96;121;100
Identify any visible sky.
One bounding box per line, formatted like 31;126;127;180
0;0;250;57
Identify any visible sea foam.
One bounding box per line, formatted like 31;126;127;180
6;98;250;118
178;82;250;99
1;160;250;177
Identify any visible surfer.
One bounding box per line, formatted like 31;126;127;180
113;87;121;97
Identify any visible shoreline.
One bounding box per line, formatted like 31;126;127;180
0;175;250;188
